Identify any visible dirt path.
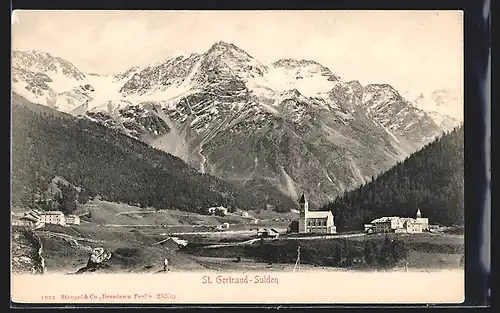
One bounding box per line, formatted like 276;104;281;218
283;233;366;240
115;210;157;216
38;230;106;244
202;233;366;249
203;238;261;249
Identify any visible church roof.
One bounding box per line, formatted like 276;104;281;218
371;216;424;224
371;216;401;224
40;211;64;215
299;193;307;203
307;211;333;218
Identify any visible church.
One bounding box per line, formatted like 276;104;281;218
296;194;337;234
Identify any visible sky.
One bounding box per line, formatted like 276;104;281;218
11;10;464;94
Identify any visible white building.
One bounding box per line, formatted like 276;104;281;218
365;209;429;234
39;211;66;226
415;209;429;230
12;210;44;228
66;215;80;225
12;218;35;227
23;209;41;221
170;237;188;247
297;194;336;234
207;206;228;216
257;228;280;238
15;209;86;227
215;223;230;230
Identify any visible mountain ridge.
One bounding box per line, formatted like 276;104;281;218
11;42;460;207
11;92;297;213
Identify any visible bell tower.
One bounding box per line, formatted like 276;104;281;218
299;193;309;214
298;193;308;233
416;208;422;218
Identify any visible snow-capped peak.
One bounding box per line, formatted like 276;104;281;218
402;88;463;122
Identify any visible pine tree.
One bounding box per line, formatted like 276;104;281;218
364;241;376;265
333;243;343;265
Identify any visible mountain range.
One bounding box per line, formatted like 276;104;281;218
11;41;463;208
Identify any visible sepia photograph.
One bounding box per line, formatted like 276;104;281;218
11;10;465;304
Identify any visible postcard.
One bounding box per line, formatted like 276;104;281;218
11;10;465;305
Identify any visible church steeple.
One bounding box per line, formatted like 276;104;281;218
299;193;308;215
299;193;307;204
416;208;422;218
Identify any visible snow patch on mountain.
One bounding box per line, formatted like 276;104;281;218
280;165;299;200
402;88;463;123
266;59;339;98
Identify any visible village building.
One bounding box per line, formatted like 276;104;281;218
12;210;40;228
297;194;336;234
429;224;441;231
207;206;228;216
12;217;35;227
257;228;280;238
39;211;66;226
215;223;230;230
23;209;41;221
13;209;86;228
415;209;429;230
241;211;250;218
169;237;188;247
365;209;429;234
65;215;81;225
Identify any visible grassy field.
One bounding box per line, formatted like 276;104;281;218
400;251;462;269
348;232;464;244
77;200;295;231
348;233;464;254
32;222;464;274
182;232;464;270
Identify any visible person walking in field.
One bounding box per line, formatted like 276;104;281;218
163;258;169;272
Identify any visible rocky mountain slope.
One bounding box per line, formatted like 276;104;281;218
11;93;296;213
11;227;45;274
11;42;457;208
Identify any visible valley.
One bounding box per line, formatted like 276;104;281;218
12;199;464;275
11;40;464;277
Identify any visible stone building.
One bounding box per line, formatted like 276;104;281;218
365;209;429;234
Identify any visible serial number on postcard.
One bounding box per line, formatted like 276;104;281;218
42;293;177;302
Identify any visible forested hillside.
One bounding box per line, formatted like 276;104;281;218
11;93;296;213
321;125;464;232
